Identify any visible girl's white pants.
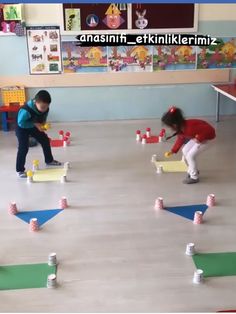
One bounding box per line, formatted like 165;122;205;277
182;139;208;179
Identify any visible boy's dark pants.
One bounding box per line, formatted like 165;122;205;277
16;126;53;172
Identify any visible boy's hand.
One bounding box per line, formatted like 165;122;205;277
34;123;44;132
42;123;51;131
165;151;172;158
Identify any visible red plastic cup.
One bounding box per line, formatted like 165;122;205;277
193;211;203;224
154;197;164;210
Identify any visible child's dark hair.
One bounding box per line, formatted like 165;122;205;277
161;107;185;139
35;90;51;104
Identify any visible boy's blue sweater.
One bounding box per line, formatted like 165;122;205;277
17;100;48;129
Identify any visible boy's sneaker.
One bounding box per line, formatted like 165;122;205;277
46;160;62;166
17;171;27;178
183;177;199;184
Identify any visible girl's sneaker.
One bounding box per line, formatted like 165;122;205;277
183;177;199;184
46;160;62;166
17;171;27;178
187;170;200;178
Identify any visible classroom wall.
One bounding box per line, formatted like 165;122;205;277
1;4;236;122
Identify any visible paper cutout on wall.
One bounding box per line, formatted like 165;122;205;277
3;4;23;21
135;9;148;29
62;41;107;73
103;3;124;29
153;45;196;71
86;14;99;28
108;46;153;72
65;8;81;31
197;37;236;69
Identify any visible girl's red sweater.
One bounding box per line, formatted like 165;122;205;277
171;119;216;154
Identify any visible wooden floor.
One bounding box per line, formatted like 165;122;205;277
0;117;236;312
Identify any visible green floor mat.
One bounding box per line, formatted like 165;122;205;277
0;263;56;290
192;252;236;277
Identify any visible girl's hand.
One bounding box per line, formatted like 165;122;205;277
165;151;172;158
195;134;200;143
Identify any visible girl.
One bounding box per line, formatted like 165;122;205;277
161;106;216;184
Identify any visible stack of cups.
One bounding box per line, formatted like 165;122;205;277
59;130;64;140
59;197;68;209
156;165;163;174
136;130;141;141
65;131;71;138
29;218;39;232
159;128;166;137
61;175;67;183
32;160;39;171
185;243;195;256
146;127;151;138
151;154;157;163
193;269;204;284
193;211;203;224
154;197;164;210
48;253;57;266
64;162;70;170
142;134;147;144
206;194;215;207
47;274;57;288
27;170;33;184
63;138;68;147
8;202;18;215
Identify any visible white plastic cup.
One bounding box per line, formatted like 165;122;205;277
193;269;204;284
27;176;33;184
47;274;57;288
64;162;70;170
185;243;195;256
156;166;163;174
151;154;157;163
48;253;57;266
61;175;67;183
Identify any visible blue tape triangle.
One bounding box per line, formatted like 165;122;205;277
165;204;208;221
15;209;63;226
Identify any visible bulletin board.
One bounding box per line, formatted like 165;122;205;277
60;3;198;35
26;26;62;75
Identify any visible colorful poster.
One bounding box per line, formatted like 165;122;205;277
108;46;153;72
3;4;23;21
197;38;236;69
26;26;62;75
62;41;107;73
153;45;196;71
65;8;81;31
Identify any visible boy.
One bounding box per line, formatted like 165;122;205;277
16;90;61;178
